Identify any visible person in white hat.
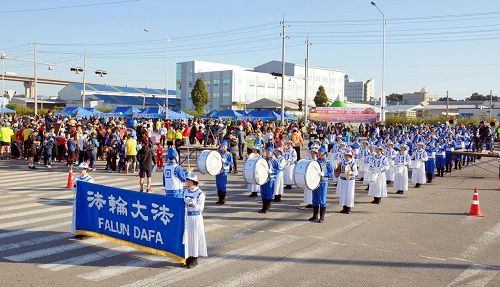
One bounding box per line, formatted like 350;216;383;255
183;172;207;269
337;149;358;214
273;147;286;202
393;144;411;194
247;146;261;198
367;146;390;204
301;147;318;209
411;142;428;188
283;140;297;190
384;141;396;185
71;162;94;238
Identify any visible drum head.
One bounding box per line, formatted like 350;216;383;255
253;158;269;185
198;150;222;175
305;161;322;190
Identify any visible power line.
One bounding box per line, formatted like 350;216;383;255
0;0;139;14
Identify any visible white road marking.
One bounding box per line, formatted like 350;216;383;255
448;264;499;287
206;242;338;287
0;194;21;200
0;205;69;220
0;201;69;212
0;233;70;252
0;211;72;229
120;235;299;287
4;238;107;262
40;245;135;271
461;223;500;259
419;255;447;261
0;221;71;240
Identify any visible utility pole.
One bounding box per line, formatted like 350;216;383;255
446;90;449;119
33;42;38;115
304;34;311;121
82;51;87;108
490;89;493;119
280;15;289;125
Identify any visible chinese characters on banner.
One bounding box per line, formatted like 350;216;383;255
309;107;377;123
75;181;186;263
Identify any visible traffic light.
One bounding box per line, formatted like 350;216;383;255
298;100;303;111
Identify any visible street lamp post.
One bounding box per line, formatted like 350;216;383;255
144;29;170;110
371;1;386;122
280;16;289;125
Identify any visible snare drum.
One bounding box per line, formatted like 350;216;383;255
243;157;270;185
197;150;223;175
294;159;322;190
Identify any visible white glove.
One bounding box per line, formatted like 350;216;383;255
268;169;273;174
320;172;325;177
184;197;193;205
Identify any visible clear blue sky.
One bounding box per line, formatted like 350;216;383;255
1;0;500;100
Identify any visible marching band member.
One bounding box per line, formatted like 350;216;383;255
259;146;279;213
368;146;390;204
444;135;455;173
302;148;318;209
435;137;446;177
358;141;370;182
283;140;297;190
337;149;358;214
411;142;429;188
425;141;437;183
384;141;396;185
247;146;261;198
216;140;233;205
393;144;411;194
162;148;186;198
183;172;207;269
331;142;346;184
71;162;94;239
309;146;333;223
273;147;286;202
363;145;375;190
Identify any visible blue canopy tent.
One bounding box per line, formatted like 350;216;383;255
212;110;245;120
276;111;298;121
245;110;280;121
133;107;187;119
0;107;16;114
105;106;141;118
84;108;103;116
204;110;220;118
173;109;194;119
55;107;93;117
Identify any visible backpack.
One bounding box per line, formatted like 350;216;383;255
85;139;96;152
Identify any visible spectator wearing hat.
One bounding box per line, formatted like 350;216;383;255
137;138;156;192
183;172;207;269
71;162;94;239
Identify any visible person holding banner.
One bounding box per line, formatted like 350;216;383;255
215;140;233;205
71;162;94;238
183;172;207;269
163;148;187;198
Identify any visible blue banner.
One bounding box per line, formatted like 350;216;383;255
75;181;186;263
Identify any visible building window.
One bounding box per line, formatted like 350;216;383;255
204;80;210;87
257;80;265;88
223;79;231;86
213;79;220;87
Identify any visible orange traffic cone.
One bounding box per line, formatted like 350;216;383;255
66;166;74;189
467;188;484;217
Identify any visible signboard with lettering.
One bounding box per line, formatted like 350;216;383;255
74;181;186;263
309;107;377;123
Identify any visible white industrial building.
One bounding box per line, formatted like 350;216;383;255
344;75;375;102
176;60;345;111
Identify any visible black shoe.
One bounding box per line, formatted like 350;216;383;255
359;177;364;182
183;256;194;267
249;192;258;198
371;197;380;204
318;207;326;223
187;257;198;269
74;234;85;240
216;191;225;204
415;183;421;188
305;204;313;209
258;200;268;213
365;187;369;191
284;185;292;190
309;205;319;221
339;205;348;214
346;207;351;214
273;195;281;202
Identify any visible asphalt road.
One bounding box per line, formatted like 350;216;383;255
0;155;499;287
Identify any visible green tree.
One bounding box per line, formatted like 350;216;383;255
6;103;33;115
314;85;329;107
386;93;402;102
191;78;209;113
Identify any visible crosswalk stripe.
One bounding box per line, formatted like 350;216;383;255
120;234;299;287
0;194;21;200
0;201;69;212
0;211;72;229
207;242;339;287
0;221;71;240
78;253;168;281
0;191;73;203
0;205;69;220
0;233;70;252
4;238;107;262
0;196;39;206
39;245;135;271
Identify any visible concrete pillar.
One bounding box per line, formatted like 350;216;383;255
23;81;33;99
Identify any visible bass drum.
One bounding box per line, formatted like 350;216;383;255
197;150;223;175
243;157;269;185
294;159;322;190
